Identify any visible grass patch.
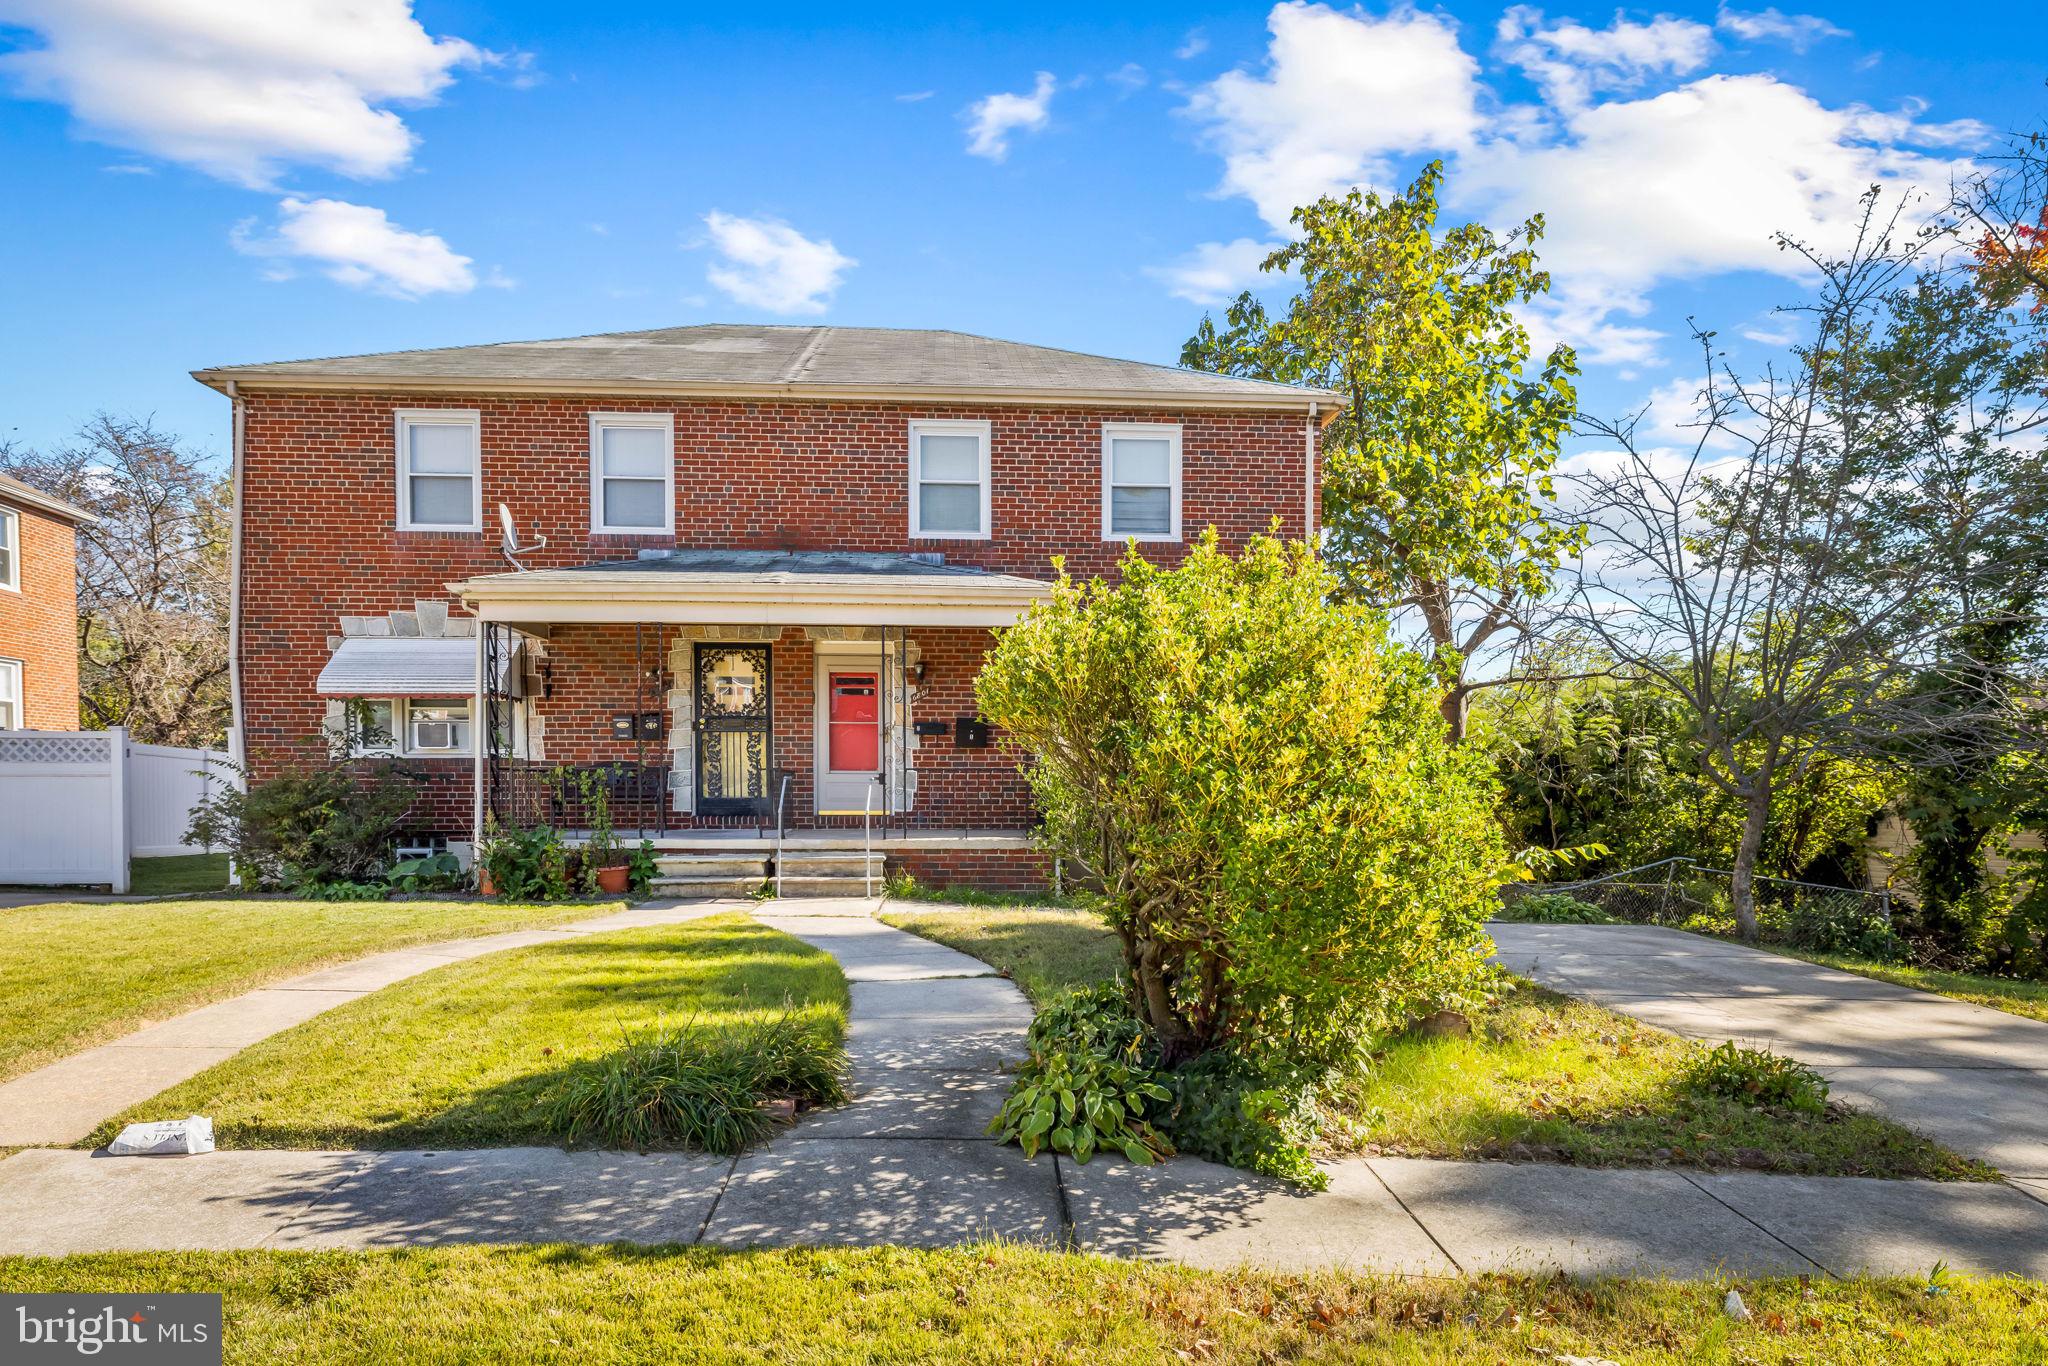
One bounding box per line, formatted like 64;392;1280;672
86;912;846;1151
1326;980;1990;1180
880;903;1119;1005
0;1245;2039;1363
1786;951;2048;1026
129;853;232;895
885;906;1990;1181
0;898;630;1082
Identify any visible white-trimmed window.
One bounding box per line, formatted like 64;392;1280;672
395;410;481;531
589;412;675;534
909;419;992;539
1102;422;1182;542
0;506;17;591
343;699;398;756
404;700;473;755
0;658;20;729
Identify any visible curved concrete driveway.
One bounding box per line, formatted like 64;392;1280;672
1489;921;2048;1181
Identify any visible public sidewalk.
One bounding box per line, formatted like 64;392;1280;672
2;900;2044;1278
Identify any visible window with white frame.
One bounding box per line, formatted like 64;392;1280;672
342;699;397;755
0;658;20;729
404;700;473;755
908;420;991;539
0;506;17;591
395;410;481;531
1101;423;1182;541
589;413;675;534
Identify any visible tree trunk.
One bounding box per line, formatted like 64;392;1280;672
1729;787;1772;944
1439;684;1470;744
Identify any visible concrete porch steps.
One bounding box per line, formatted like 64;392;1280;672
651;852;770;900
773;850;886;898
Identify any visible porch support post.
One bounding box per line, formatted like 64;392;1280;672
471;621;487;852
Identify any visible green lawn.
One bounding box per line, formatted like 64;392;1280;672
0;1245;2037;1364
129;852;233;895
0;897;629;1082
880;903;1120;1005
87;912;846;1150
887;905;1990;1181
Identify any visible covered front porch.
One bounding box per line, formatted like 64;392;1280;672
443;550;1055;891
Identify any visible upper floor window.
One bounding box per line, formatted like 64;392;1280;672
589;413;675;534
0;658;19;729
0;507;16;591
395;410;481;532
1102;423;1182;542
908;419;991;540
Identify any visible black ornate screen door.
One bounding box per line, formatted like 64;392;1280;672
694;643;772;816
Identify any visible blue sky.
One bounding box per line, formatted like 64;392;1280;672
0;1;2039;462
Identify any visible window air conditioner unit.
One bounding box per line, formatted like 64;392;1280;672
412;720;456;751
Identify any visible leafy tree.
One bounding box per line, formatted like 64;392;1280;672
1564;196;2047;941
977;531;1510;1066
0;415;230;745
1181;162;1581;740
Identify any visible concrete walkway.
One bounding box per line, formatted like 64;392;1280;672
0;899;744;1147
1488;922;2048;1178
2;898;2045;1277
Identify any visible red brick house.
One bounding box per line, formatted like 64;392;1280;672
0;473;93;731
195;325;1337;890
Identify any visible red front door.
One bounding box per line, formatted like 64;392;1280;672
827;672;879;772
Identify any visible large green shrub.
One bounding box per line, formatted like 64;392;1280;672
978;532;1510;1068
184;732;421;890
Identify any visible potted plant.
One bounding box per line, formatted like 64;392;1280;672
578;768;630;895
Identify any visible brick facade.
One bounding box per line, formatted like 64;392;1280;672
0;493;82;730
235;386;1322;884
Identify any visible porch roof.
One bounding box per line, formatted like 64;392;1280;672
447;550;1053;628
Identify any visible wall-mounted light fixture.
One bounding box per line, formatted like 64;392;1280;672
537;657;555;700
905;661;928;688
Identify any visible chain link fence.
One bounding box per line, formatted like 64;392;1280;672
1504;857;1892;934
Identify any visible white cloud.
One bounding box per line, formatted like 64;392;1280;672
1496;6;1714;113
1176;29;1210;60
1146;238;1280;305
1716;6;1848;52
964;71;1055;161
895;89;935;103
1170;3;1982;367
0;0;485;188
1108;63;1148;94
1184;2;1483;231
700;211;855;315
231;196;475;298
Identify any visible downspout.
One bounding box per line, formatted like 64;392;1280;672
225;381;247;888
226;380;246;766
1304;402;1319;544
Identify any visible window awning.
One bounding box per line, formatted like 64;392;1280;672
315;637;492;698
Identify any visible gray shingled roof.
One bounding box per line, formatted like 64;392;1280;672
193;324;1340;408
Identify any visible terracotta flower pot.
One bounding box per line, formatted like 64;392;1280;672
595;864;631;894
478;869;498;897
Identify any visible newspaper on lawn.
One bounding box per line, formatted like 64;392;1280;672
106;1115;214;1156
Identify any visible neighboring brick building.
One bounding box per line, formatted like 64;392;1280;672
0;473;91;731
195;325;1337;890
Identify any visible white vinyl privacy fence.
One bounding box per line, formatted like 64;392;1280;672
0;728;227;892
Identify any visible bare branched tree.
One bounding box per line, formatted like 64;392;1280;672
1562;191;2048;940
0;415;231;746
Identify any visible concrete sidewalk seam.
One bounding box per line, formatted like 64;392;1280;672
1361;1158;1464;1275
692;1154;742;1245
1674;1168;1834;1278
256;1154;378;1249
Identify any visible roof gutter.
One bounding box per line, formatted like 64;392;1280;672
447;570;1053;628
189;371;1346;414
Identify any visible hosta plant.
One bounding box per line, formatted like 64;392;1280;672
989;986;1173;1165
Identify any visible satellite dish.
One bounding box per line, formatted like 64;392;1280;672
498;503;546;570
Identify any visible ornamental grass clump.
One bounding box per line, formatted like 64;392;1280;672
545;1011;847;1154
978;533;1513;1183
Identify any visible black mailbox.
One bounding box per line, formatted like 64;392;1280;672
638;710;665;739
955;716;990;748
609;713;636;741
913;720;949;738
